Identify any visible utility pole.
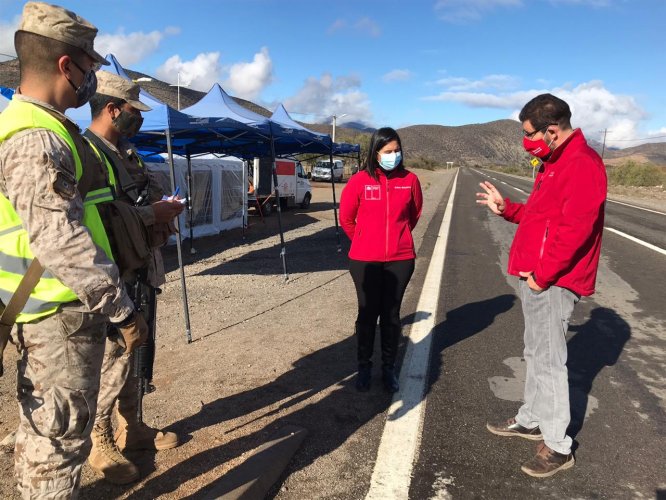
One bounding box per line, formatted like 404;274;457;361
601;128;608;160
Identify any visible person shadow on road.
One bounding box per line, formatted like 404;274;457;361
566;307;631;438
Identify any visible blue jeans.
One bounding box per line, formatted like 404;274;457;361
515;279;579;455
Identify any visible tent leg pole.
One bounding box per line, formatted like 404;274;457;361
269;132;288;281
167;133;192;343
242;159;248;239
330;149;341;253
186;154;196;254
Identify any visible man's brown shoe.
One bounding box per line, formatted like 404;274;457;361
486;417;542;440
521;442;574;478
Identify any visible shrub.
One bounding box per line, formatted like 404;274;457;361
408;155;439;170
607;161;665;187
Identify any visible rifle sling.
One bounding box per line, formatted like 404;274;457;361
0;259;45;375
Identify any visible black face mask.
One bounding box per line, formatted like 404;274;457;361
112;110;144;138
66;60;97;108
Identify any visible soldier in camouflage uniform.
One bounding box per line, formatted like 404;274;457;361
0;3;148;498
84;71;183;484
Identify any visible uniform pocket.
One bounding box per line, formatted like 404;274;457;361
57;309;105;371
19;385;92;440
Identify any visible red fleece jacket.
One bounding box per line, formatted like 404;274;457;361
502;129;607;296
340;168;423;262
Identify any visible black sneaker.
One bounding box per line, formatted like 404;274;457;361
486;417;542;440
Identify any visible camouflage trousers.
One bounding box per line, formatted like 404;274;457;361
96;332;140;425
14;303;107;500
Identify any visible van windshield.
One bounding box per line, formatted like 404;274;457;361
315;162;331;168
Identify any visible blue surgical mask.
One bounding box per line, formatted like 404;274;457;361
378;151;402;171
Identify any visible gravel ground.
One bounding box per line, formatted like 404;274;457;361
0;168;446;499
0;167;662;498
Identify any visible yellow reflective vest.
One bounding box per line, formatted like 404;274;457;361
0;99;115;322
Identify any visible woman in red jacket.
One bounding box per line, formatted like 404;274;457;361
340;127;423;393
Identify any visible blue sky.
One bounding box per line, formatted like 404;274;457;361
1;0;664;147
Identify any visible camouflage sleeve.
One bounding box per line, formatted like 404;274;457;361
0;129;134;322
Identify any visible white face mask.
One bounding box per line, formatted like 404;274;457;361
378;151;402;171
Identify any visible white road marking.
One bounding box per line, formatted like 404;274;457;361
607;199;666;216
366;171;458;500
605;227;666;256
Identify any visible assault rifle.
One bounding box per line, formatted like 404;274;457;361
129;271;159;423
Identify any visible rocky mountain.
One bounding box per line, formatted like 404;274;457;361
398;120;527;166
3;59;665;167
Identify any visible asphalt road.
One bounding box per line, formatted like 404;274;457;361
408;167;666;499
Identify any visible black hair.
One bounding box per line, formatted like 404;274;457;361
519;93;572;131
89;93;126;119
15;31;86;79
362;127;404;180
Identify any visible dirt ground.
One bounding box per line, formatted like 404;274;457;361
0;167;663;498
0;167;447;499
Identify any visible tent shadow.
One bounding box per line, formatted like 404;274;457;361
566;307;631;438
194;225;351;276
77;335;390;499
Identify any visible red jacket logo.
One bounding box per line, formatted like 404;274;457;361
364;185;381;200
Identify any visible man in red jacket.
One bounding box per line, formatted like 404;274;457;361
477;94;607;478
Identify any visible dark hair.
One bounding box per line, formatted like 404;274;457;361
519;93;572;131
15;31;86;78
363;127;404;180
89;94;126;119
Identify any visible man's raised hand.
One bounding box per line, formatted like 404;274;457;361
476;181;505;215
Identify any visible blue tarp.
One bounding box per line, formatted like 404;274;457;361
0;86;14;100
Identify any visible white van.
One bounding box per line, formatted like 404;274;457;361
311;159;344;182
251;158;312;214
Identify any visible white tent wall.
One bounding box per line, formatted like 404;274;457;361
145;156;245;243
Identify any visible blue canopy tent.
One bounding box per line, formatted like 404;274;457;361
0;87;14;112
68;55;276;343
270;104;351;250
183;85;333;278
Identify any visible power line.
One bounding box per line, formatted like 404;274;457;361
604;135;666;142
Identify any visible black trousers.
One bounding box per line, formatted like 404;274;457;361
349;259;415;367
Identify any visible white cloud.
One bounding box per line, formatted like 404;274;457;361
435;73;520;91
283;72;372;126
96;27;180;66
0;15;19;58
156;52;223;92
424;79;649;147
155;47;274;99
355;17;381;37
434;0;523;22
547;0;611;6
224;47;273;100
434;0;610;22
327;19;346;35
326;17;381;37
383;69;413;83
